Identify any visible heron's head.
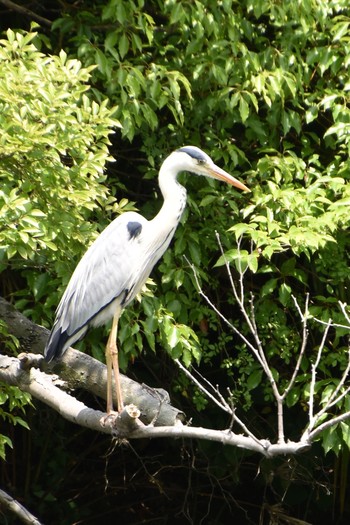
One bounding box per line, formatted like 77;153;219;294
170;146;249;192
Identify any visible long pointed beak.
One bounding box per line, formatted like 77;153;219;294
207;164;250;192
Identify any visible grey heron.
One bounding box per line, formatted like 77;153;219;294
44;146;249;413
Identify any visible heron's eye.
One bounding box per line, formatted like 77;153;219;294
197;159;206;166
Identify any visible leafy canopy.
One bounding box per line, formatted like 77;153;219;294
0;29;121;321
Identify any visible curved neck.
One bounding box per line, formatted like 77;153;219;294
154;157;187;228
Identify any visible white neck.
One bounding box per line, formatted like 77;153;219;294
153;154;187;229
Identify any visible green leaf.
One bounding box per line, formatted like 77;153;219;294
340;421;350;450
286;388;300;408
118;33;129;59
0;434;13;460
247;369;263;390
33;273;50;301
260;278;278;297
278;283;292;306
247;253;258;273
239;95;250;123
322;425;341;455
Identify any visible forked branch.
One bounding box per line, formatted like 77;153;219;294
184;238;350;450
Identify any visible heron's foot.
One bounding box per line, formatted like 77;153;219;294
99;404;142;433
100;410;119;428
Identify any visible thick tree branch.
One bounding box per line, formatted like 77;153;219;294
0;354;311;456
0;297;182;426
0;488;42;525
2;292;350;457
0;298;312;456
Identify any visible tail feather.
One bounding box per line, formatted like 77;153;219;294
44;325;71;362
44;322;89;362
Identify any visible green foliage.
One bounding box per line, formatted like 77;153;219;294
0;29;121;321
0;384;32;460
0;320;31;460
52;0;192;141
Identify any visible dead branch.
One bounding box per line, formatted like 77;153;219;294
0;353;312;456
0;297;183;426
0;488;42;525
185;238;350;452
3;269;350;457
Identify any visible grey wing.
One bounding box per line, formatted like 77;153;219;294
44;212;147;361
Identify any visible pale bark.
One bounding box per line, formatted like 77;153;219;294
0;354;312;456
0;488;42;525
0;297;183;426
1;294;350;458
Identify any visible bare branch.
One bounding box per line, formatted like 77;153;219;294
0;0;52;26
3;276;350;459
211;236;288;443
174;359;262;443
281;294;310;400
313;317;350;331
308;320;332;429
0;297;182;427
0;354;108;432
0;488;42;525
313;302;350;332
307;345;350;436
0;297;312;455
174;358;232;415
0;354;311;457
185;255;263;366
322;348;350;410
338;301;350;325
306;409;350;442
215;231;247;304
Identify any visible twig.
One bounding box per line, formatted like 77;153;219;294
174;359;262;443
218;233;247;305
0;0;52;26
225;391;262;445
313;301;350;333
214;235;280;388
190;367;233;412
309;346;350;433
184;255;263;364
307;319;332;429
321;304;350;411
306;408;350;442
313;317;350;331
323;348;350;409
339;301;350;325
304;301;350;435
174;359;232;415
281;295;310;400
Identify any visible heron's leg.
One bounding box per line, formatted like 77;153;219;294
106;308;124;413
105;335;113;414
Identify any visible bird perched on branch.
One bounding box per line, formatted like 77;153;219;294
44;146;249;414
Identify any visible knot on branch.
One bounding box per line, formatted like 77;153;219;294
18;352;44;371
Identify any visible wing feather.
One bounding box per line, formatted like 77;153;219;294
45;211;148;360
